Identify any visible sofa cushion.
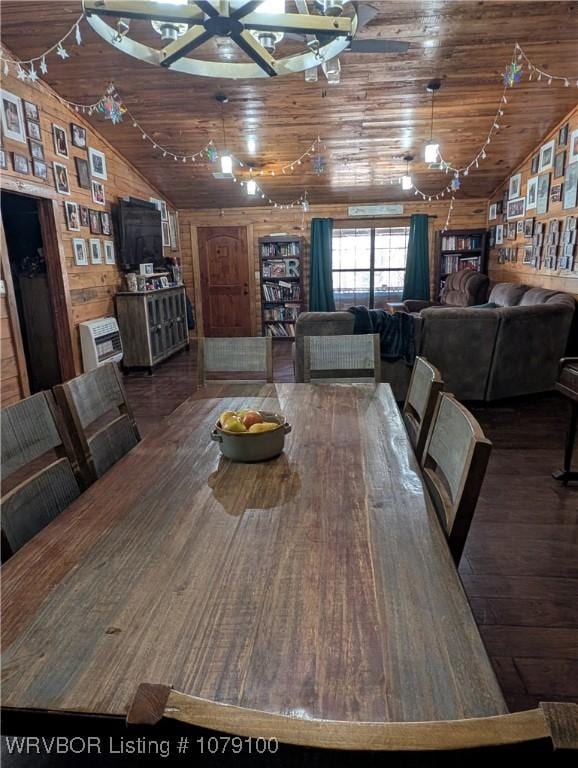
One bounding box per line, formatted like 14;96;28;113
441;270;489;307
488;282;529;306
519;287;576;310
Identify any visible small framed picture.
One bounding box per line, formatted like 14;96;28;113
79;205;89;227
559;123;569;146
526;175;538;210
73;238;88;266
508;174;522;200
1;90;26;143
516;220;524;235
539;139;556;173
33;159;47;179
162;220;170;247
536;172;551;215
100;211;112;236
160;200;168;222
26;120;41;141
53;162;71;195
23;100;39;122
88;147;107;180
496;200;503;215
523;218;534;238
89;238;102;264
139;263;154;275
104;240;115;265
507;221;516;240
531;155;539;174
554;150;566;179
92;180;105;206
0;149;7;170
550;184;563;203
495;224;504;245
160;276;170;288
89;209;102;234
71;123;87;149
489;203;497;221
523;245;533;265
12;153;29;174
506;197;526;220
569;129;578;165
563;161;578;210
64;201;80;231
28;139;44;160
53;123;69;158
75;157;91;189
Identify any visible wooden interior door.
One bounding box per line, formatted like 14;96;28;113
197;226;252;337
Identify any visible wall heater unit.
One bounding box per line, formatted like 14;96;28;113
79;317;123;372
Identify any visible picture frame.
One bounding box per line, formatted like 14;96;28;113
536;172;550;215
0;149;7;170
159;276;170;288
29;139;44;160
516;220;524;235
489;203;497;221
569;129;578;164
554;150;566;179
506;197;525;220
508;174;522;200
71;123;87;149
104;240;116;265
79;205;89;227
523;245;533;265
507;222;516;240
73;238;88;266
538;139;555;172
91;179;105;206
495;200;503;215
100;211;112;236
523;218;534;238
0;89;26;143
530;155;539;174
12;153;29;175
567;216;577;232
169;211;179;251
88;147;107;180
89;209;102;235
558;122;569;146
563;161;578;211
64;201;80;231
23;100;39;122
89;238;102;265
26;120;41;141
75;157;91;189
53;162;71;195
550;184;563;204
52;123;69;158
495;224;504;245
139;263;154;275
162;220;170;247
32;159;47;180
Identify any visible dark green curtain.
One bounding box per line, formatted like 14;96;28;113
309;218;335;312
402;213;430;301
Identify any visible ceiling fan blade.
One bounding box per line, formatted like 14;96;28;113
348;38;410;53
355;3;379;28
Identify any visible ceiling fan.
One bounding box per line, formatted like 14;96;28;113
83;0;411;81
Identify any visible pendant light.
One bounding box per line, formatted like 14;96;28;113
247;178;257;196
401;155;413;191
217;92;232;175
424;80;441;164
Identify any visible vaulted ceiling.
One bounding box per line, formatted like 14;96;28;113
2;1;578;209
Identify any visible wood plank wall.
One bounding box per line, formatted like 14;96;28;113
487;105;578;299
178;199;488;336
0;48;179;405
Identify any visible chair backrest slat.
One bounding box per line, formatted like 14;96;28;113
197;337;273;386
61;364;127;429
403;357;444;458
303;334;380;383
88;414;139;478
422;393;492;564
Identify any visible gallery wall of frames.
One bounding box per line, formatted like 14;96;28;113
0;56;179;382
487;104;578;299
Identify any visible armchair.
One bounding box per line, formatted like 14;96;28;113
397;271;489;313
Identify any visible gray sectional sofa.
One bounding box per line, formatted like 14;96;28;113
294;282;575;402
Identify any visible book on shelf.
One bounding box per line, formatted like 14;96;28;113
263;304;300;322
262;258;300;278
265;322;296;337
260;241;300;258
441;235;483;251
262;281;301;302
440;254;481;274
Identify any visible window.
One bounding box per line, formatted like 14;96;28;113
332;225;409;310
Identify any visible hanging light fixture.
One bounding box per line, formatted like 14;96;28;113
424;80;441;164
401;155;413;190
217;92;233;175
247;177;257;195
150;0;189;43
250;0;286;54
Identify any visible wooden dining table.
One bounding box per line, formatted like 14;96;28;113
1;382;507;734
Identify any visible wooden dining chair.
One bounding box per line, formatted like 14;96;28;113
197;336;273;387
303;334;381;383
421;393;492;565
1;391;81;558
402;356;444;459
54;362;140;484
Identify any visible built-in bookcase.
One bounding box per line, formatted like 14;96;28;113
259;235;303;339
436;228;488;300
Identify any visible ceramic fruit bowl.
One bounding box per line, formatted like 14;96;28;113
211;410;291;462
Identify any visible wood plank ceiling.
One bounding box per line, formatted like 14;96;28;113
1;1;578;209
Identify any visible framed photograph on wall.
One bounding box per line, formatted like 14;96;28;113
530;155;539;174
64;201;80;231
508;174;522;200
523;245;533;265
526;175;538;209
53;162;71;195
536;172;550;215
516;220;524;235
89;238;102;265
550;184;563;204
506;197;525;220
104;240;115;265
26;120;41;141
538;139;555;172
12;152;29;174
71;123;87;149
88;147;107;180
91;180;106;206
554;150;566;179
568;129;578;164
563;161;578;211
489;203;497;220
52;123;69;158
79;205;89;227
523;218;534;238
558;122;569;146
75;157;91;189
100;211;112;236
89;209;101;234
0;89;26;143
29;139;44;160
23;100;39;122
495;224;504;245
33;159;47;180
73;238;88;266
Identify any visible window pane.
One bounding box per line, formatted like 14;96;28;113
373;270;405;307
332;228;371;270
333;270;371;310
374;227;409;269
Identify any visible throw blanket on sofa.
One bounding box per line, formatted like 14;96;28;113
347;306;416;364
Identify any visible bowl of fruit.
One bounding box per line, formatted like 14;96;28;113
211;409;292;463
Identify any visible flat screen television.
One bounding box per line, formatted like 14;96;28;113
115;198;163;271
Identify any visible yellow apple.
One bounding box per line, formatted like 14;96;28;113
248;421;279;433
219;410;236;427
222;417;247;433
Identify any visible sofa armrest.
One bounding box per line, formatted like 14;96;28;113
403;299;439;313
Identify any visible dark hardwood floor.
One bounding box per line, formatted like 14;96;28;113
124;343;578;712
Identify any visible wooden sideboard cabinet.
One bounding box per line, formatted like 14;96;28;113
115;287;189;373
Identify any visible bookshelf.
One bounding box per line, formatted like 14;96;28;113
436;228;488;300
259;235;303;339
